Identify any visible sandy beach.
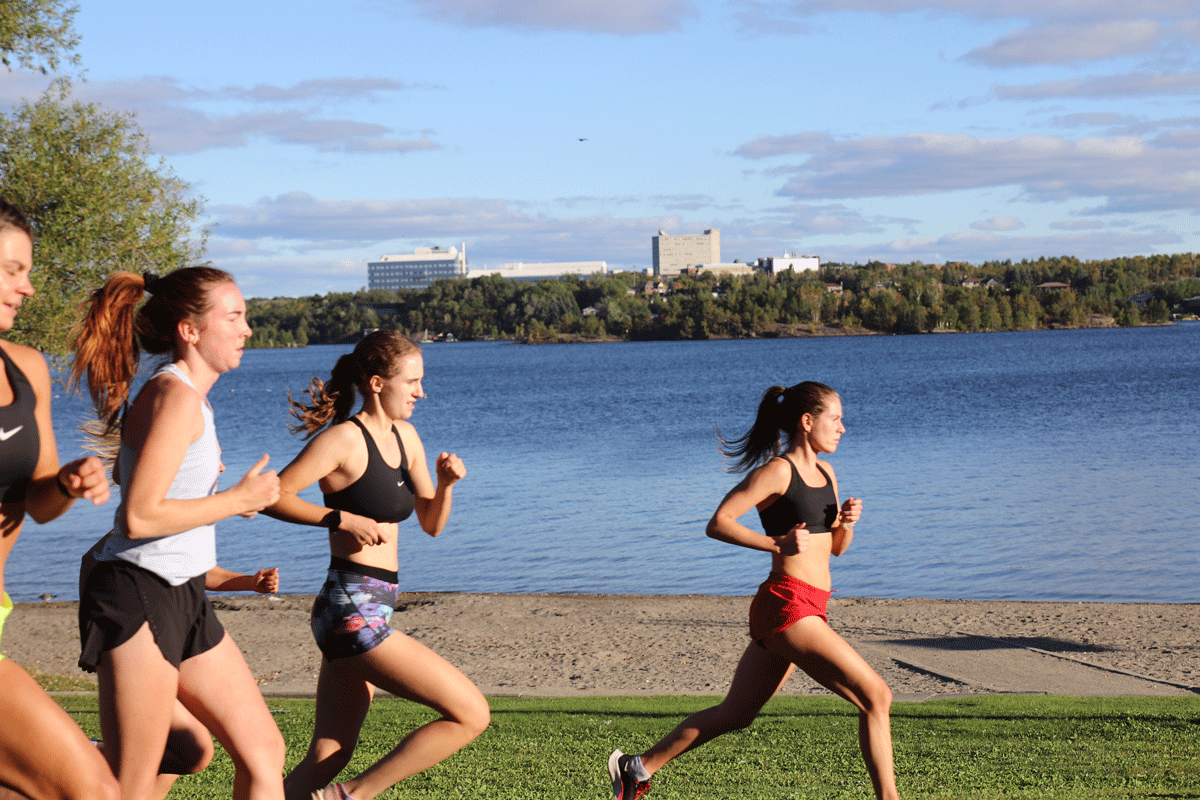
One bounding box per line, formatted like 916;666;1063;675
6;593;1197;701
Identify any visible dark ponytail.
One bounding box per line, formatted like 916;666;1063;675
288;330;421;437
719;381;837;472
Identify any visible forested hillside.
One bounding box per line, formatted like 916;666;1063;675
246;254;1200;347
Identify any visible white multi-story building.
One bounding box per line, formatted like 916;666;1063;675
466;261;608;282
368;245;467;291
652;229;720;277
763;253;820;273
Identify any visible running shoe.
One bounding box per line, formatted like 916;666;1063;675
607;749;651;800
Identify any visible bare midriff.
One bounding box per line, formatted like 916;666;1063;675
329;524;401;572
772;531;833;591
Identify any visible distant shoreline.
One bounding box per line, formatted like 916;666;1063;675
244;319;1192;349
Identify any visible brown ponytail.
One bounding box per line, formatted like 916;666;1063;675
70;266;236;431
289;330;421;438
719;381;837;472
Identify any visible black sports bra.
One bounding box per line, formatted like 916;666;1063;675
323;417;415;523
757;457;838;536
0;346;39;504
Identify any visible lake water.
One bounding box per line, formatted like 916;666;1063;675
7;324;1198;603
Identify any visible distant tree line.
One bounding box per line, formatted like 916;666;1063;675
245;253;1200;348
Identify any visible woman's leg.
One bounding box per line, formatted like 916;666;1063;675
764;616;898;800
97;623;181;800
638;641;793;775
324;632;490;800
176;633;286;800
136;699;216;800
0;658;120;800
283;657;374;800
90;698;214;800
162;699;215;775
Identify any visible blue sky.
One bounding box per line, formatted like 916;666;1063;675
3;0;1199;297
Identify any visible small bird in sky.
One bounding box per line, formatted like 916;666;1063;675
579;138;588;141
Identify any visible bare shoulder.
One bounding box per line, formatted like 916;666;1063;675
757;455;794;482
320;419;367;449
0;339;49;386
123;369;203;445
140;370;201;412
302;419;370;470
745;456;793;494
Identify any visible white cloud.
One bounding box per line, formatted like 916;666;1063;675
735;128;1200;215
972;216;1024;231
733;2;1199;69
1050;219;1109;230
994;71;1200;100
208;192;682;266
395;0;696;34
33;76;440;156
749;0;1196;21
965;20;1164;67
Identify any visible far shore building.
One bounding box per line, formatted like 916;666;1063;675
760;254;819;274
465;261;608;282
696;263;755;278
652;229;720;277
368;245;467;291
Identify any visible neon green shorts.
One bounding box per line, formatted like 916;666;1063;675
0;591;11;661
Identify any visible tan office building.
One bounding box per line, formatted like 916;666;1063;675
652;229;720;277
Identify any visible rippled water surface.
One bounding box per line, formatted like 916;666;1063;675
9;323;1198;603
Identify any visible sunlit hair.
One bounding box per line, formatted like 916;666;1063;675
718;381;838;473
288;330;422;438
69;266;236;432
0;198;33;240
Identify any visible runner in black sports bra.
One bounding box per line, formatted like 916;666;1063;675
323;416;415;523
757;457;838;536
0;345;39;504
268;332;483;800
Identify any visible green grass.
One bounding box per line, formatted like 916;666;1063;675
53;694;1200;799
28;669;97;692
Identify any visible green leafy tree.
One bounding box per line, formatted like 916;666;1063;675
0;0;80;73
0;85;207;358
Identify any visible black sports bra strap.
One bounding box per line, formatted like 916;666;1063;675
348;416;407;470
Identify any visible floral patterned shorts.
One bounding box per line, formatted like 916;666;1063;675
311;566;399;660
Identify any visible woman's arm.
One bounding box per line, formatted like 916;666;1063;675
119;375;278;538
262;424;392;547
404;423;465;537
824;461;862;557
705;458;801;554
206;565;279;593
16;345;109;524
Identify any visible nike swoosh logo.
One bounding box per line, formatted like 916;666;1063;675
0;426;22;441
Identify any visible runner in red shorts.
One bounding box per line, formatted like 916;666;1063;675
608;381;898;800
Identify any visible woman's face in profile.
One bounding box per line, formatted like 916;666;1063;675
0;227;34;334
804;396;844;454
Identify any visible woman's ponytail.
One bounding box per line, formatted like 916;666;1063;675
718;381;837;472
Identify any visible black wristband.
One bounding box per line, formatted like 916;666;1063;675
55;472;73;498
323;508;342;531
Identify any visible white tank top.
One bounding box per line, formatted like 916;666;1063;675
100;363;220;585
